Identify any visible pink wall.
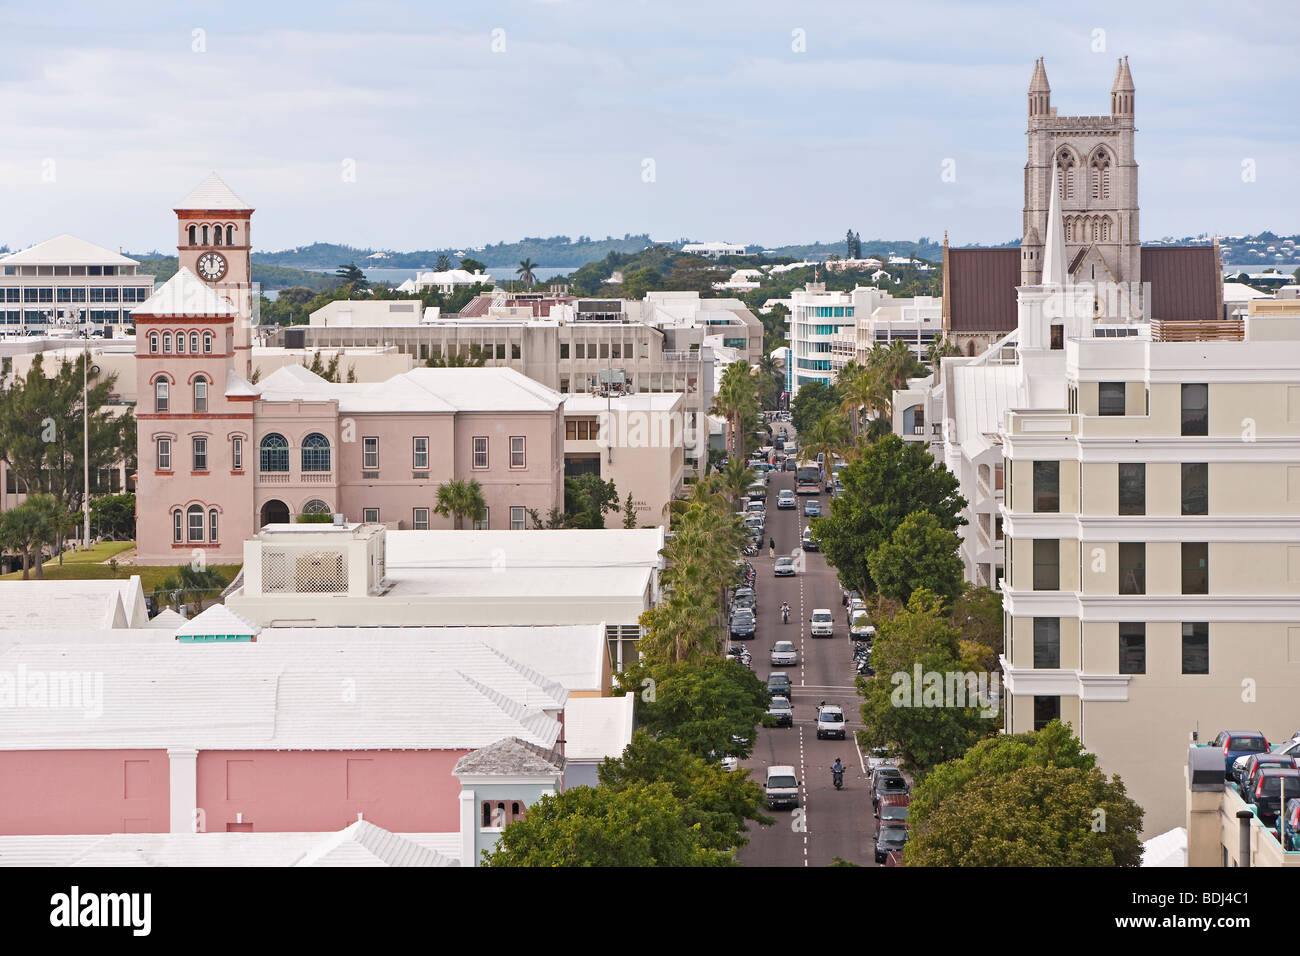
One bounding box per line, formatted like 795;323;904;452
0;750;170;835
195;749;466;833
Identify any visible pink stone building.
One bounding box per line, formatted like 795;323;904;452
133;173;565;565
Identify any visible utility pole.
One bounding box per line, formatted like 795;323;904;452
79;310;90;548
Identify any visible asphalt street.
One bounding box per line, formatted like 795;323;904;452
734;444;882;868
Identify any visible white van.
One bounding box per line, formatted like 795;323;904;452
810;608;834;638
765;765;800;809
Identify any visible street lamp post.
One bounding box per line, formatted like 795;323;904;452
72;309;90;549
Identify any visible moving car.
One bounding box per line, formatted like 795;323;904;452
800;528;819;552
777;489;797;510
765;766;800;810
770;640;798;666
804;499;821;517
810;608;834;638
874;822;908;864
729;608;756;640
767;671;793;698
1211;729;1271;778
766;696;794;727
774;556;796;577
816;703;846;740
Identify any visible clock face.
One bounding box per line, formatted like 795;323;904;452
196;251;228;282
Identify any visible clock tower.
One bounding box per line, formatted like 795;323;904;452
174;171;255;378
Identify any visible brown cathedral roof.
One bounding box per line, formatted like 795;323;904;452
942;244;1222;334
943;247;1021;332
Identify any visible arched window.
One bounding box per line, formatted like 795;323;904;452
172;509;183;543
213;225;222;246
966;341;976;357
163;332;172;353
149;332;159;354
1064;218;1073;242
302;499;331;517
187;504;204;542
188;225;196;246
190;331;199;352
259;433;289;472
201;224;209;245
1056;150;1076;200
209;509;219;543
1091;149;1111;200
301;433;331;472
194;376;208;413
155;379;169;412
226;225;235;245
177;332;186;353
202;331;212;353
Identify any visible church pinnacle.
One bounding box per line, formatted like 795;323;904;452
1040;164;1067;287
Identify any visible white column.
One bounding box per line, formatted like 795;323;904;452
458;789;477;867
167;748;199;834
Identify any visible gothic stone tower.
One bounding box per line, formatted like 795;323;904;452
1021;57;1139;315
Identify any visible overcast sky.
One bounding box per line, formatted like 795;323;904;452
1;0;1295;256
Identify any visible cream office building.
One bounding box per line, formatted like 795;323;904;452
1001;315;1300;836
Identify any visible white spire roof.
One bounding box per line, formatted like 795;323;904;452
176;171;252;211
0;234;138;267
1041;164;1067;287
132;267;239;318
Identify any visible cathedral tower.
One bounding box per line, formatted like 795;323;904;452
1021;57;1140;317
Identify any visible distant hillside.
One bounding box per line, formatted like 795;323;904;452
254;235;659;271
130;255;341;292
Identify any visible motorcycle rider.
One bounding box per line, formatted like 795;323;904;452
831;757;845;787
780;601;790;623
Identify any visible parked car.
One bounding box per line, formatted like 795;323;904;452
771;640;798;666
1243;757;1299;807
777;489;796;510
731;586;757;614
1247;767;1300;826
767;672;793;699
766;695;794;727
747;481;768;501
871;768;909;810
729;608;756;640
1274;737;1300;760
804;499;821;517
816;703;846;740
1284;798;1300;849
810;608;834;638
765;765;800;810
783;459;797;472
745;499;766;516
1234;753;1296;793
878;800;910;827
774;556;796;577
874;822;909;864
845;598;868;626
720;756;740;773
849;614;876;642
866;748;897;775
801;528;819;552
1211;729;1271;777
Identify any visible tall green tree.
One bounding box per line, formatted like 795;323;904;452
0;352;135;524
598;731;772;852
798;413;852;469
482;782;728;867
334;263;368;288
434;478;487;529
564;474;619;529
855;588;999;777
622;491;638;529
790;379;840;435
713;361;759;460
89;492;135;541
617;658;769;760
516;258;538;287
812;433;966;596
905;722;1144;867
866;510;964;606
0;496;62;579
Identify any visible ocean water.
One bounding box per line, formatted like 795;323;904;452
326;266;573;284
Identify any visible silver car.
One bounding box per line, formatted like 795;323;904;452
770;640;798;666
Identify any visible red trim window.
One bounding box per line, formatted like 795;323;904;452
156;437;172;471
472;436;488;469
510;436;526;469
231;436;243;472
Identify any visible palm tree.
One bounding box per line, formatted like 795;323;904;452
516;258;538;287
0;503;43;579
800;414;852;474
434;479;487;529
713;361;759;460
926;336;962;385
718;459;757;510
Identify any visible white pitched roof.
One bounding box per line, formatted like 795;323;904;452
176;603;261;638
0;234;137;267
0;576;148;629
0;827;459;867
949;363;1023;460
176;171;252;211
0;638;563;751
564;695;635;762
133;268;239;319
1140;827;1187;867
253;365;562;414
224;367;261;398
145;608;186;629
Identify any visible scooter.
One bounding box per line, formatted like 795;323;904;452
781;605;790;624
832;768;844;790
